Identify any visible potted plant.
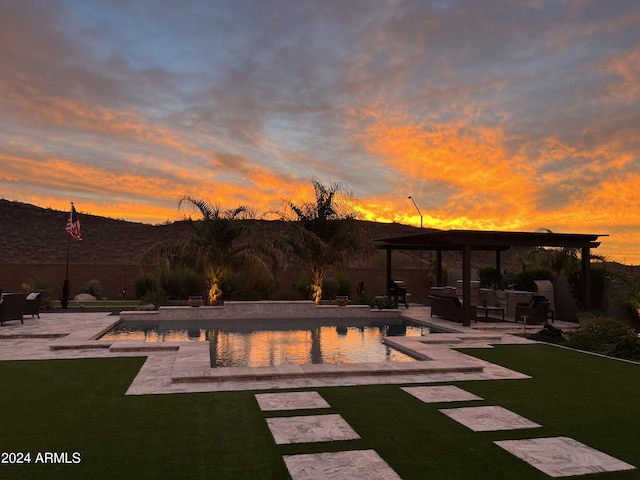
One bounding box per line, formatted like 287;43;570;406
188;296;203;307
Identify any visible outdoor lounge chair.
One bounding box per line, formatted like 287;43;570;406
24;290;44;318
0;293;27;325
515;296;550;324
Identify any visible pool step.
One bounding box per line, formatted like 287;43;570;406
50;342;111;351
171;361;484;384
108;342;181;353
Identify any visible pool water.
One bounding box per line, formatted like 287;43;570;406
100;318;428;367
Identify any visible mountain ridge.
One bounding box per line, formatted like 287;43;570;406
0;199;422;265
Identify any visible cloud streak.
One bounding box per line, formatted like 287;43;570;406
0;0;639;262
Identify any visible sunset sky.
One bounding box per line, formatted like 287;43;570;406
1;0;639;263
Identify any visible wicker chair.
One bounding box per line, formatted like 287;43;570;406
0;293;27;325
24;290;44;318
515;296;550;324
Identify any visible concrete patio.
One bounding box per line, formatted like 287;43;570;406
0;305;537;395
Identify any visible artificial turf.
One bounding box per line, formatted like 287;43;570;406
1;344;639;479
0;357;287;479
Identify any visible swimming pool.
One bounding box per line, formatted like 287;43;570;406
100;318;428;367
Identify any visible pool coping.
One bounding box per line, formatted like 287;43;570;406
119;300;404;321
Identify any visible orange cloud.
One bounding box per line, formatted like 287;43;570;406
349;111;538;225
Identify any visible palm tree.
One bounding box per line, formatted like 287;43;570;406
283;180;366;304
528;229;607;277
145;196;273;305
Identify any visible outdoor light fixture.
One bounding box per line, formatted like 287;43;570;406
407;196;423;228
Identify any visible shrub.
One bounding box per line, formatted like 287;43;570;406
527;324;566;344
608;336;640;361
623;301;640;331
139;289;167;307
336;273;351;296
134;275;157;299
322;277;339;301
134;275;170;305
295;275;312;300
80;279;102;298
612;271;640;330
373;296;396;309
568;264;607;311
566;317;637;355
504;268;554;292
21;276;55;310
226;270;276;300
161;267;203;300
478;266;501;288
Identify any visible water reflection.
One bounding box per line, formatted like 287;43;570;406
100;318;427;367
207;325;421;368
310;327;322;365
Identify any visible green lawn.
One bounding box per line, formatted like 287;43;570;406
1;345;639;479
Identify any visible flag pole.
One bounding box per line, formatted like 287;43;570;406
60;202;74;309
65;202;72;281
65;227;71;281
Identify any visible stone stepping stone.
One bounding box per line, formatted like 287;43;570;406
283;449;402;480
495;437;635;477
439;405;542;432
266;414;360;445
255;391;330;411
402;385;483;403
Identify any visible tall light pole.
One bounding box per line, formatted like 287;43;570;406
407;196;423;228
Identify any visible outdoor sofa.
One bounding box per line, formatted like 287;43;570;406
428;294;476;323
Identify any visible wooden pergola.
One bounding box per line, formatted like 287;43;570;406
375;229;606;326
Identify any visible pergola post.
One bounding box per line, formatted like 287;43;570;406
386;248;393;292
462;244;472;326
436;249;443;286
582;245;591;310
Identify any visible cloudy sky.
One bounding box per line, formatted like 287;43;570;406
1;0;639;263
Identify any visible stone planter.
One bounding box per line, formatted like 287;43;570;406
336;296;349;306
188;296;203;307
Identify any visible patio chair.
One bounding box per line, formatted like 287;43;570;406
0;293;27;325
24;290;44;318
388;279;410;309
515;296;550;324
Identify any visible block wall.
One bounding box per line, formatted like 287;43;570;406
0;264;433;302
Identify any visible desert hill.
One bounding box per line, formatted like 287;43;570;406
0;199;423;265
0;199;193;264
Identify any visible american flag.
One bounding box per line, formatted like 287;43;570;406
65;204;82;241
